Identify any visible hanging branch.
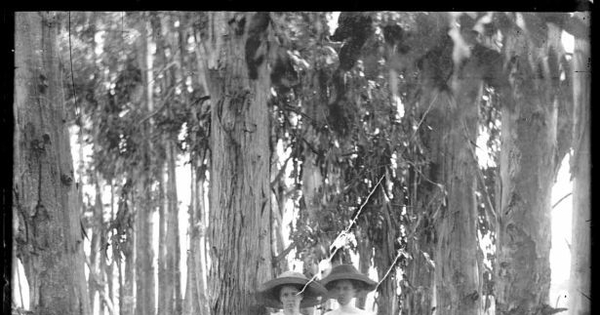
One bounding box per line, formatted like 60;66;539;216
297;175;385;296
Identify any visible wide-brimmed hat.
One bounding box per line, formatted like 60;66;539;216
257;271;328;308
320;264;377;292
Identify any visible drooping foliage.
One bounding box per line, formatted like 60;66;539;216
12;10;587;315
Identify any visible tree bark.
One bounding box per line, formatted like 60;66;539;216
410;26;483;315
434;56;483;315
183;12;211;315
568;13;590;315
13;11;91;315
205;11;273;315
495;20;565;315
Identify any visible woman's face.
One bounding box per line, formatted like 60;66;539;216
279;285;303;312
330;280;358;306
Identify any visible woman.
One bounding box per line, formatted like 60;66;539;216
257;271;328;315
320;264;377;315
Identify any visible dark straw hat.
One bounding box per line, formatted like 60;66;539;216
257;271;328;308
320;264;377;292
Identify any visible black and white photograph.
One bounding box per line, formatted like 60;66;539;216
6;8;591;315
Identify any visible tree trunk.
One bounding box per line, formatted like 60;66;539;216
568;13;590;315
495;21;564;315
134;16;155;315
122;228;135;315
184;156;210;315
183;13;211;315
13;11;91;315
89;174;106;314
158;163;168;315
434;58;483;315
166;136;183;315
168;20;183;315
408;27;483;315
205;11;273;315
155;15;168;311
108;183;116;314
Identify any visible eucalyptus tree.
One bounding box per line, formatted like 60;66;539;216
14;11;91;315
495;13;574;315
201;12;274;315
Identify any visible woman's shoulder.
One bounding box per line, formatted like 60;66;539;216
325;309;374;315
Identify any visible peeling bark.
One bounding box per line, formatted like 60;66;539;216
14;11;91;315
206;12;273;315
495;20;564;315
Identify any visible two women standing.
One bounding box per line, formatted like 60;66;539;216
257;264;377;315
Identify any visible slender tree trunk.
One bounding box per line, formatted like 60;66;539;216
204;11;273;315
152;14;169;315
122;224;135;315
568;13;590;315
495;21;565;315
184;154;211;315
157;163;168;315
183;161;197;315
90;174;106;312
108;183;116;315
134;15;156;315
168;21;183;315
13;11;91;315
184;16;211;314
166;135;182;315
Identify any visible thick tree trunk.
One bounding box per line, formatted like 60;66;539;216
568;15;590;315
434;70;483;315
205;12;273;315
13;11;91;315
410;28;483;315
495;23;563;315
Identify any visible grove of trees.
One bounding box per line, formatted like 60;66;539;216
11;10;590;315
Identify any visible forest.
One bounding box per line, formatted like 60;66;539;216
10;10;590;315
